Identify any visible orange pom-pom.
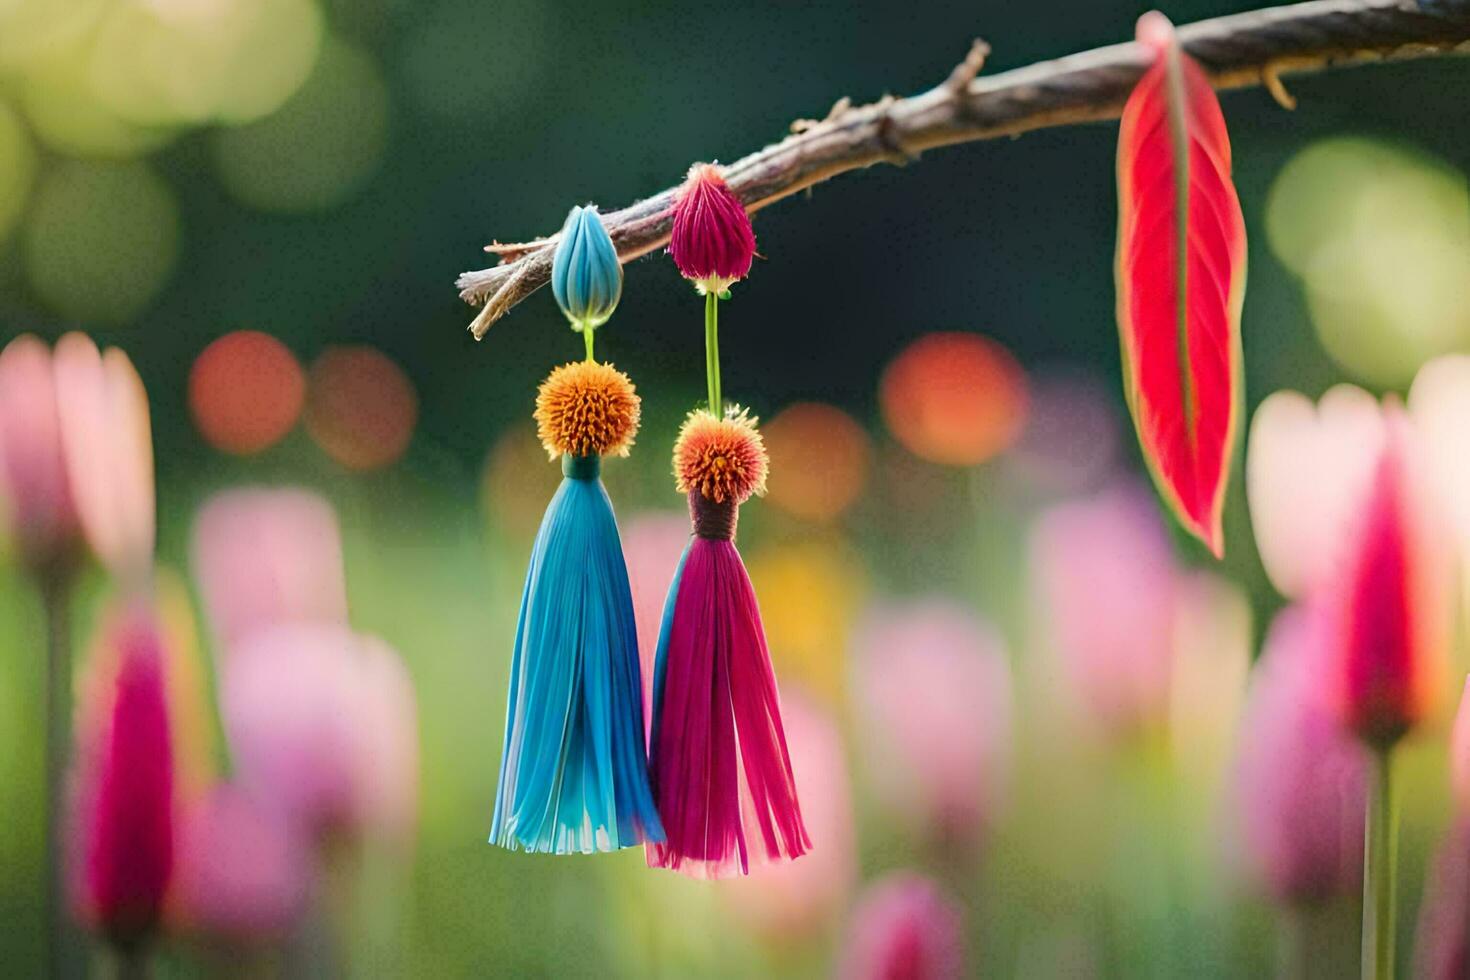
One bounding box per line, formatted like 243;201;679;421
673;408;768;505
534;361;640;459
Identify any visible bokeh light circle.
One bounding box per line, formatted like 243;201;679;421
304;346;417;471
1266;137;1470;386
22;160;180;324
0;0;103;71
189;331;306;455
879;332;1028;467
763;402;871;523
21;46;177;159
88;0;323;127
211;38;388;213
0;101;37;244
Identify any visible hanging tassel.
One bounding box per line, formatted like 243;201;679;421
647;408;809;877
490;361;664;853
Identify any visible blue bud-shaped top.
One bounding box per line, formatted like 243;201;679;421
551;205;622;331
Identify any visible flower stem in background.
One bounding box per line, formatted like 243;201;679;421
704;291;721;415
1362;748;1398;980
41;571;74;978
115;946;151;980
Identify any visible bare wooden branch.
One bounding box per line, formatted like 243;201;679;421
458;0;1470;339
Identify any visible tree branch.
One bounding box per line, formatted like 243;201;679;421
457;0;1470;339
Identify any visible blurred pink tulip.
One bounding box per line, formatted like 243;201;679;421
1409;355;1470;557
53;333;156;582
619;510;689;729
0;334;78;575
1330;408;1453;749
855;600;1011;842
1246;385;1386;600
72;604;175;949
175;785;310;943
222;624;418;847
1029;481;1177;738
839;872;965;980
1415;819;1470;980
192;488;349;654
1232;604;1365;905
721;692;856;936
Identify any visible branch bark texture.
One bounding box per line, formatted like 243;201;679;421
457;0;1470;338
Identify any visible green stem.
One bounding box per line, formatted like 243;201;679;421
704;290;721;415
41;572;74;979
1362;747;1398;980
582;324;595;362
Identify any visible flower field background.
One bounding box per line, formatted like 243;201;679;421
2;0;1470;976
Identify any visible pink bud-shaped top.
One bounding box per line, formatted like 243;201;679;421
1232;603;1366;905
53;333;156;584
222;624;419;848
73;605;175;950
174;785;310;943
1029;481;1178;739
0;334;78;575
1332;408;1453;749
668;163;755;294
855;600;1012;844
191;488;349;656
720;693;856;937
839;872;965;980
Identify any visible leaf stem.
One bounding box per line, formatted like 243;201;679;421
1362;746;1398;980
704;291;721;415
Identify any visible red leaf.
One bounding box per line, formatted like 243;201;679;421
1115;12;1246;558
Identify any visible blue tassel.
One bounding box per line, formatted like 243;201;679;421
491;454;664;853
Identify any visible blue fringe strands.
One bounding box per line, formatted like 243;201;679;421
490;453;665;853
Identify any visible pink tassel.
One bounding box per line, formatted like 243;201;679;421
647;478;809;877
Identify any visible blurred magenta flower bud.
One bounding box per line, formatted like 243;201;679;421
222;624;418;847
1247;385;1386;600
1330;407;1453;749
839;872;965;980
0;334;78;577
721;692;856;936
619;510;691;732
550;205;622;331
669;163;755;294
1410;355;1470;566
53;332;156;583
175;785;309;944
1029;481;1178;738
72;603;175;951
84;573;218;803
855;599;1012;843
191;488;349;655
1232;603;1366;905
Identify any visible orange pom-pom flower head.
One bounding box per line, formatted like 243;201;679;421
669;164;756;295
674;408;768;506
533;361;640;461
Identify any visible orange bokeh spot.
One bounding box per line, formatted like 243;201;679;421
764;402;872;522
188;331;305;455
879;332;1028;467
304;346;417;471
